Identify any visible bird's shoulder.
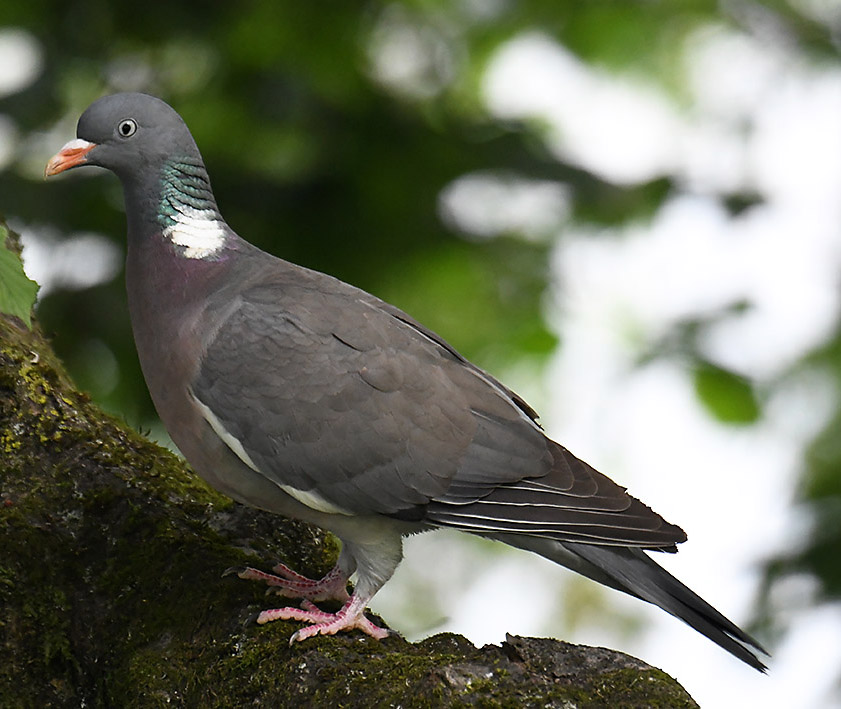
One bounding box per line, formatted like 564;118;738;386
213;252;542;424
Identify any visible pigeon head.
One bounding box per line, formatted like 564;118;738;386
45;92;202;184
47;93;225;259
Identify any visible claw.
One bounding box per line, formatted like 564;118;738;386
244;611;262;626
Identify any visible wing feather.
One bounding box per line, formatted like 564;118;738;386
425;444;686;550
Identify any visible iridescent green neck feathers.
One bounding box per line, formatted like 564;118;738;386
158;158;226;259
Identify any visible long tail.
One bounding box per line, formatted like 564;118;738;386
499;535;768;672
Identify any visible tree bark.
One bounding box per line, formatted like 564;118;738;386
0;226;697;708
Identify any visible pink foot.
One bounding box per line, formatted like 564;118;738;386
256;594;391;644
224;561;349;602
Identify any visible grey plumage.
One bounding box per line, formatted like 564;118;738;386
46;92;767;670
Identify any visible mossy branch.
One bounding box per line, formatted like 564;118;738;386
0;224;697;708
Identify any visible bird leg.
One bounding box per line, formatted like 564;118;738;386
223;561;350;602
227;538;400;643
225;562;391;642
257;590;391;644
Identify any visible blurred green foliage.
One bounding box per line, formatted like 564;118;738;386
1;0;840;677
693;360;760;425
761;329;841;611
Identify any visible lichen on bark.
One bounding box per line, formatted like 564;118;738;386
0;224;697;707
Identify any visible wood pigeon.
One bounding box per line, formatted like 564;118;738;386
46;93;767;670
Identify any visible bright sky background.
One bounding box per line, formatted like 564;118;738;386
5;15;841;709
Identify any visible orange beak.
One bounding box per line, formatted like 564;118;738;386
44;138;97;177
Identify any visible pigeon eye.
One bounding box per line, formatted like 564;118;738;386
118;119;137;138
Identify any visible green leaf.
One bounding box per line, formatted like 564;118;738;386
693;361;760;425
0;225;39;329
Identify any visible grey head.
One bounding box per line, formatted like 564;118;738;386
46;93;204;186
47;93;227;258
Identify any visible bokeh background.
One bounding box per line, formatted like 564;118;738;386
2;2;840;706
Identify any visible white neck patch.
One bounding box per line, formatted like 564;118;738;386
162;204;226;259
